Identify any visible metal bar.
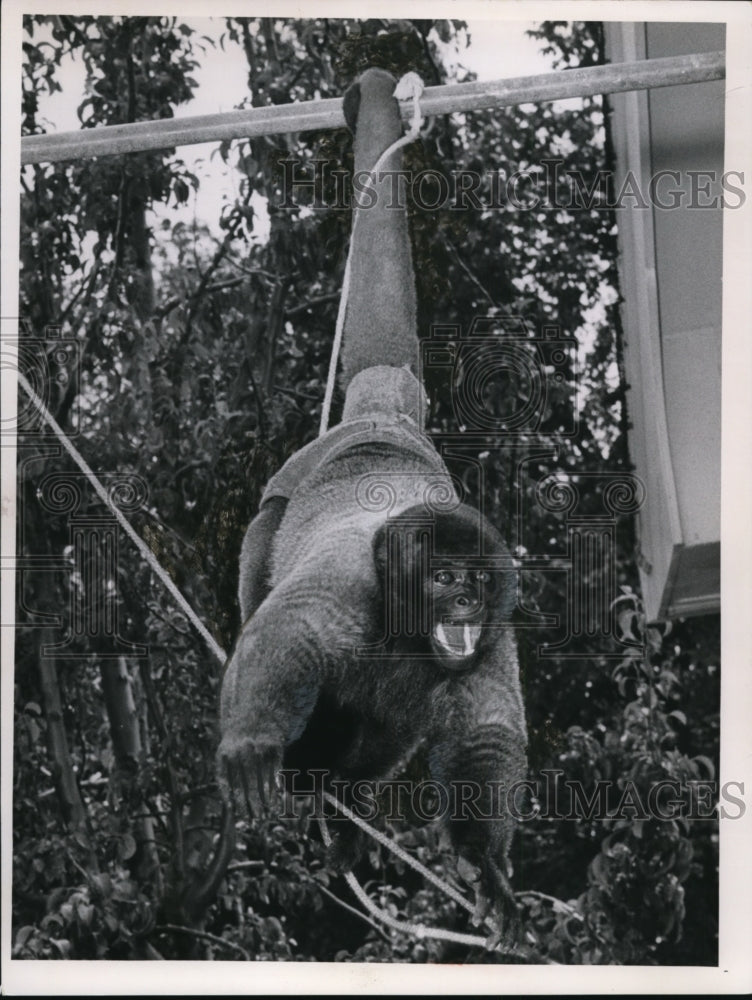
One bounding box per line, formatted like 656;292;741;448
21;50;725;166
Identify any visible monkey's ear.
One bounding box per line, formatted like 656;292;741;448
342;81;361;135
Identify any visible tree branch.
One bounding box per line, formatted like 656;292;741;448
285;291;339;318
305;876;389;941
153;277;244;321
155;922;250;960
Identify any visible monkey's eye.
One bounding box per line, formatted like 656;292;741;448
475;570;492;583
434;570;454;585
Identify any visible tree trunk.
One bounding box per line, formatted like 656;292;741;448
37;647;88;833
101;656;163;891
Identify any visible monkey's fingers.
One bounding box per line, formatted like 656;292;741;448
456;854;490;927
482;856;523;949
255;749;282;815
217;739;283;819
459;851;521;949
218;751;243;816
222;753;258;822
239;757;260;819
255;758;269;811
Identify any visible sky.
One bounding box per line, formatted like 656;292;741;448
33;19;554;236
38;19;552;130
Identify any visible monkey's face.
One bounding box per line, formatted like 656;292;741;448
427;566;496;670
373;503;513;673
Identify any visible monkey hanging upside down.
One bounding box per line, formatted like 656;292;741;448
218;68;527;937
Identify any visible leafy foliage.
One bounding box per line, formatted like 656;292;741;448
14;16;719;964
517;594;717;963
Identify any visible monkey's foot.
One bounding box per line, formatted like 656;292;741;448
457;852;522;954
326;822;367;873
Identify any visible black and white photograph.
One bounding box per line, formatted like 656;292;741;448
2;0;751;993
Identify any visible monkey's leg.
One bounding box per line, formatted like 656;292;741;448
326;815;368;874
428;640;527;942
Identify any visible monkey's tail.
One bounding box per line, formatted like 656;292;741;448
339;68;419;390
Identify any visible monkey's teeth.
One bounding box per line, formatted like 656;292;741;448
435;623;481;657
435;623;450;651
465;624;481;654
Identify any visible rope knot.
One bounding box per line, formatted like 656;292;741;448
394;72;425;135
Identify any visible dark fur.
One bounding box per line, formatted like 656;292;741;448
219;68;527;935
372;503;518;669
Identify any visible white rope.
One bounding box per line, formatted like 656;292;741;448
317;795;490;949
16;371;227;665
322;790;473;913
319;792;539;957
340;867;487;948
318;73;425;437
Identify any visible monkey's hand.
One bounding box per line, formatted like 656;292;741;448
457;850;522;954
217;737;283;820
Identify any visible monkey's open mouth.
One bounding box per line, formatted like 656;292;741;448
433;622;482;660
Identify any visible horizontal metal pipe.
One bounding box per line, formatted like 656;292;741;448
21;50;725;166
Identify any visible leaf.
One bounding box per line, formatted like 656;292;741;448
691;755;716;780
91;873;112;898
14;926;35;948
49;938;72;958
119;833;137;861
668;710;687;726
589;853;608;884
646;626;663;652
174;178;190;204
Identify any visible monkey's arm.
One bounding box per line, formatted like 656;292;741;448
218;587;320;815
220;536;378;815
237;496;288;622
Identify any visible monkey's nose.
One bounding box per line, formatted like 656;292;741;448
456;595;477;609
